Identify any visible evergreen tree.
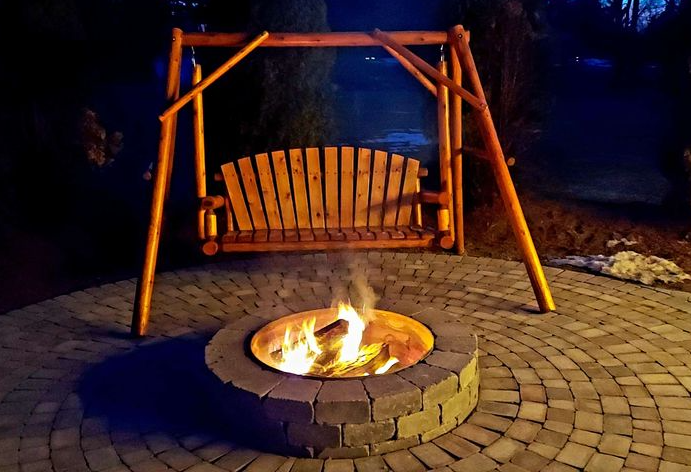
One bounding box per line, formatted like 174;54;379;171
247;0;335;152
202;0;334;159
447;0;549;204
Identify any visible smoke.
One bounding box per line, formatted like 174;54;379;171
349;262;379;313
330;254;380;316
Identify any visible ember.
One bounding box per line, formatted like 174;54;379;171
251;304;434;378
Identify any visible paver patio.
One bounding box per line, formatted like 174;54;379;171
1;251;690;471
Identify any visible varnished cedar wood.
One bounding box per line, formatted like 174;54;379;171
220;147;425;245
182;31;449;48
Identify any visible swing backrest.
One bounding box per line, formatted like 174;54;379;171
220;146;424;236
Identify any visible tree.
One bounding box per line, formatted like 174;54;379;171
0;0;170;265
449;0;549;204
646;0;691;212
201;0;334;161
630;0;642;30
609;0;626;29
0;0;87;234
247;0;335;152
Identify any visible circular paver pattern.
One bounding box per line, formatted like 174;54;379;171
1;251;691;472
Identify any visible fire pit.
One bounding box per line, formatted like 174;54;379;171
205;301;479;459
250;303;434;378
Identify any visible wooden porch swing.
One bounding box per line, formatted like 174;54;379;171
131;25;556;336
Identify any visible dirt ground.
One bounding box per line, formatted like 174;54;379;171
465;193;691;293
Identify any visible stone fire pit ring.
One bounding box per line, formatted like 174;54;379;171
205;300;479;459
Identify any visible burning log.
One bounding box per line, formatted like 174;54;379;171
252;306;434;378
314;342;386;377
269;316;396;377
263;304;431;377
315;319;349;345
270;318;349;362
338;344;395;377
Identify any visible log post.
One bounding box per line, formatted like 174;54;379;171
132;28;184;336
224;197;234;233
437;60;454;250
192;63;207;240
451;25;555;313
449;31;465;255
414;179;423;227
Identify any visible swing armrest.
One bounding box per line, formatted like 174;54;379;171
200;195;225;210
417;190;449;206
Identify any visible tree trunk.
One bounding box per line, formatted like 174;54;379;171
623;0;632;27
611;0;624;28
630;0;641;31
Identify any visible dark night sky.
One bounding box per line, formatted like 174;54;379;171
327;0;451;30
327;0;674;31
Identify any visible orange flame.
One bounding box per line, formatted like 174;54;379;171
276;302;399;377
278;317;322;375
336;302;365;363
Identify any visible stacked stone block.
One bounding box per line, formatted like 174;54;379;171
205;304;479;459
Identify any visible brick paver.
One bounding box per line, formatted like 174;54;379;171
1;251;690;471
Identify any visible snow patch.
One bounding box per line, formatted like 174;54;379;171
551;251;691;285
606;237;638;248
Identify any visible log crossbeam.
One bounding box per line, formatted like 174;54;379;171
462;145;515;166
381;44;437;97
182;31;449;48
160;31;269;122
372;29;486;111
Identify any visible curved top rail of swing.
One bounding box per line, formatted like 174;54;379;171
181;30;450;48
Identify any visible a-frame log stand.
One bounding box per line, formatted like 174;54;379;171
131;25;555;336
